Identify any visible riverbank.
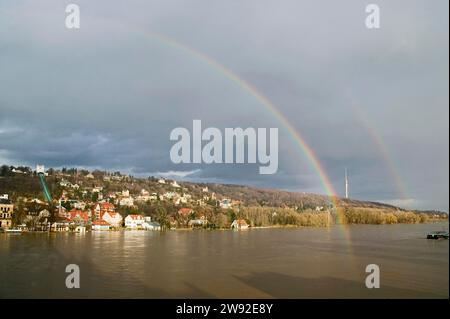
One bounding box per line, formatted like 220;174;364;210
2;219;447;234
1;222;448;298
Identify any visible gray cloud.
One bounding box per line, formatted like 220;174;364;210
0;0;448;211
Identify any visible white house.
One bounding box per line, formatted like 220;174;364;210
163;192;177;200
119;196;134;207
220;199;232;209
231;219;249;230
142;220;161;230
59;180;71;187
92;186;103;193
73;201;86;210
125;214;145;229
92;220;111;231
171;181;180;188
36;165;45;174
188;219;208;228
102;212;123;228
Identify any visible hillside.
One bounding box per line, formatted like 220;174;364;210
0;165;447;229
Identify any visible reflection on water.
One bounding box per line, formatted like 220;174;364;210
0;223;448;298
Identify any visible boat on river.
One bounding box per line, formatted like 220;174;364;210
427;231;449;239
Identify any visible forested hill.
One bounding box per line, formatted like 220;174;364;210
0;165;447;217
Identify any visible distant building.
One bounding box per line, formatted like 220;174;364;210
93;202;115;220
188;219;208;228
102;212;122;228
231;219;249;230
92;186;103;193
36;165;45;174
124;214;145;229
178;208;194;218
67;210;90;224
119;197;134;207
143;221;161;231
171;181;180;188
92;220;111;231
220;199;232;209
0;198;14;229
51;219;70;232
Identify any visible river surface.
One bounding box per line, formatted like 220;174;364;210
0;222;448;298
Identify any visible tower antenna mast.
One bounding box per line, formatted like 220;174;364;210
345;168;349;199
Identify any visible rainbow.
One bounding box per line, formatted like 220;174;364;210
138;31;356;241
147;32;339;203
343;88;408;200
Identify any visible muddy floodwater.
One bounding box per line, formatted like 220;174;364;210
0;222;448;298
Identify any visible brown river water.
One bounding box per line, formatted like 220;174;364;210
0;222;448;298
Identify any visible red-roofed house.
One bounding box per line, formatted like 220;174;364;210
67;210;90;224
92;219;111;231
125;214;145;229
102;211;122;228
178;208;194;218
93;202;115;220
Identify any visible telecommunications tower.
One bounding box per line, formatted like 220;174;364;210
345;168;349;199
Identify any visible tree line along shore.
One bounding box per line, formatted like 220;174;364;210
0;165;447;231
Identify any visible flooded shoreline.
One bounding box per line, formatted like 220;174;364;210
1;222;448;298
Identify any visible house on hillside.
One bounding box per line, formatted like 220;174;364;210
178;208;194;218
102;212;122;228
143;221;161;231
93;202;115;220
119;196;134;207
220;199;232;209
125;214;145;229
0;198;14;229
188;219;208;228
171;181;180;188
142;217;161;230
51;219;71;232
92;220;111;231
231;219;249;230
67;210;90;225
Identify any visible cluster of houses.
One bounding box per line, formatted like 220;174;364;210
1;191;250;232
53;201;162;232
0;169;249;232
58;177;234;209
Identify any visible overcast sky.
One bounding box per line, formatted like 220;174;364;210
0;0;448;211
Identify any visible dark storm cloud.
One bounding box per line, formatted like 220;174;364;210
0;0;448;210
